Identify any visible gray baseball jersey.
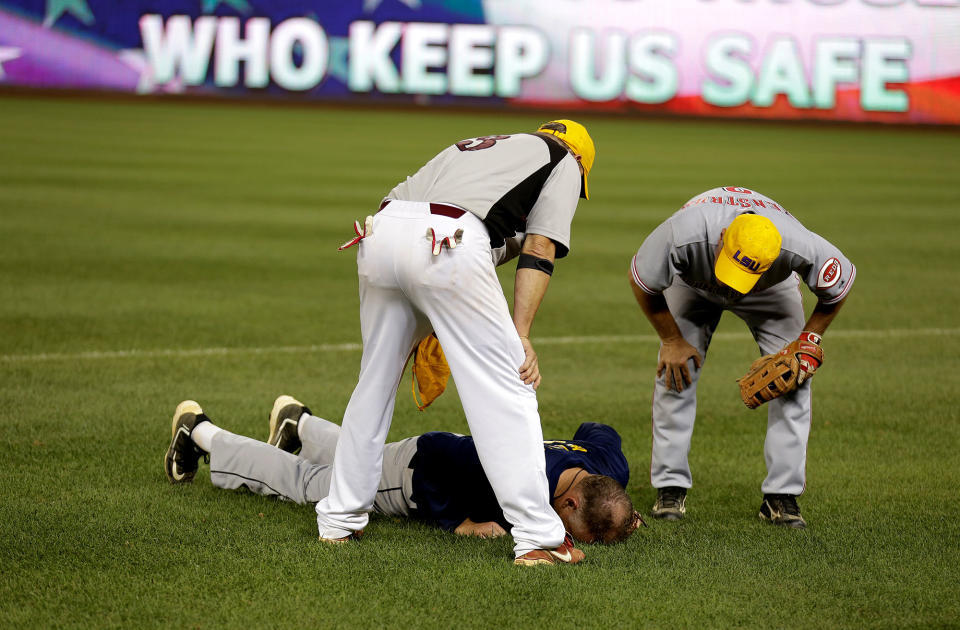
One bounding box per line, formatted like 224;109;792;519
630;186;856;303
384;133;581;261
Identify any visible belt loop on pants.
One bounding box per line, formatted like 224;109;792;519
378;199;466;219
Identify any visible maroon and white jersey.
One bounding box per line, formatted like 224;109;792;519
383;133;582;261
630;187;856;303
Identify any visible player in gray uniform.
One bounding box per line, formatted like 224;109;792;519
629;186;855;528
319;120;596;565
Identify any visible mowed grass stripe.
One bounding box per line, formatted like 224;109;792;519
2;97;959;630
2;327;957;362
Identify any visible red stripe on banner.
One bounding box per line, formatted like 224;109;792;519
511;75;960;125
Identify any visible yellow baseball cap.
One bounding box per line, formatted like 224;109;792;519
536;119;595;199
714;214;782;294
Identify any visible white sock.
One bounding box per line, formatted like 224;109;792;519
296;412;311;441
191;421;223;452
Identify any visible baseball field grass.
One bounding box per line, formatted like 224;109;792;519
1;94;959;629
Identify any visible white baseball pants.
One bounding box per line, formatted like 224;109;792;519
315;200;565;556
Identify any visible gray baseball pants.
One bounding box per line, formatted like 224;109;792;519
209;415;419;516
650;275;811;496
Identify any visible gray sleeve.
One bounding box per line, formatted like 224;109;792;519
630;220;680;294
794;231;856;304
491;232;525;267
524;154;581;258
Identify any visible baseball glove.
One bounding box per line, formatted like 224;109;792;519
737;332;823;409
410;333;450;411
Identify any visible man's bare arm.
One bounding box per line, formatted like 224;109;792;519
513;234;556;389
803;295;848;335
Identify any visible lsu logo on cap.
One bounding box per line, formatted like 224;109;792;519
732;250;762;272
714;214;782;294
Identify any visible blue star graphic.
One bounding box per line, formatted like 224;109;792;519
43;0;94;28
201;0;252;14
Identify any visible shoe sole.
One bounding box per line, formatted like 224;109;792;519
652;511;684;521
164;400;203;484
514;546;585;566
268;395;303;447
514;557;556;566
759;512;807;529
319;530;363;545
514;554;584;567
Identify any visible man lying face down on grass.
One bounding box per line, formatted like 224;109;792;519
164;394;642;545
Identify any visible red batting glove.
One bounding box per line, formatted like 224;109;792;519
795;331;823;384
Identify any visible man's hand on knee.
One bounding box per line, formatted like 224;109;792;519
658;337;703;392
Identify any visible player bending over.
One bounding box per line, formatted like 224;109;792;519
323;120;595;565
630;186;855;528
164;395;641;547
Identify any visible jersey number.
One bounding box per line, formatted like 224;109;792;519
544;441;588;453
456;135;511;152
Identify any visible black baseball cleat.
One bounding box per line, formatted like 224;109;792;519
652;486;687;520
268;395;311;454
759;494;807;529
164;400;210;483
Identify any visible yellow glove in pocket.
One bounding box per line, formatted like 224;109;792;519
411;333;450;410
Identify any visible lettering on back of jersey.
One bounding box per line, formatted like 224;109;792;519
456;135;511;152
680;193;791;218
544;440;588;453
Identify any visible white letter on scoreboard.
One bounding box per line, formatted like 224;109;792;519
626;32;678;104
494;26;548;98
402;22;449;95
449;24;494;97
348;20;401;93
570;29;627;102
861;38;910;112
270;18;328;91
215;17;269;88
752;37;811;108
703;34;754;107
140;14;217;85
813;38;859;109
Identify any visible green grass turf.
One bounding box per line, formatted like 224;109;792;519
1;95;959;629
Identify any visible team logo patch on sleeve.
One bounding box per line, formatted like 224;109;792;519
817;258;841;289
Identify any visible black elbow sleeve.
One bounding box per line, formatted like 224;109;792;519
517;253;555;276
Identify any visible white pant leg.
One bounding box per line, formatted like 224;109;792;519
405;211;565;556
650;280;724;490
730;276;809;496
315;212;430;538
